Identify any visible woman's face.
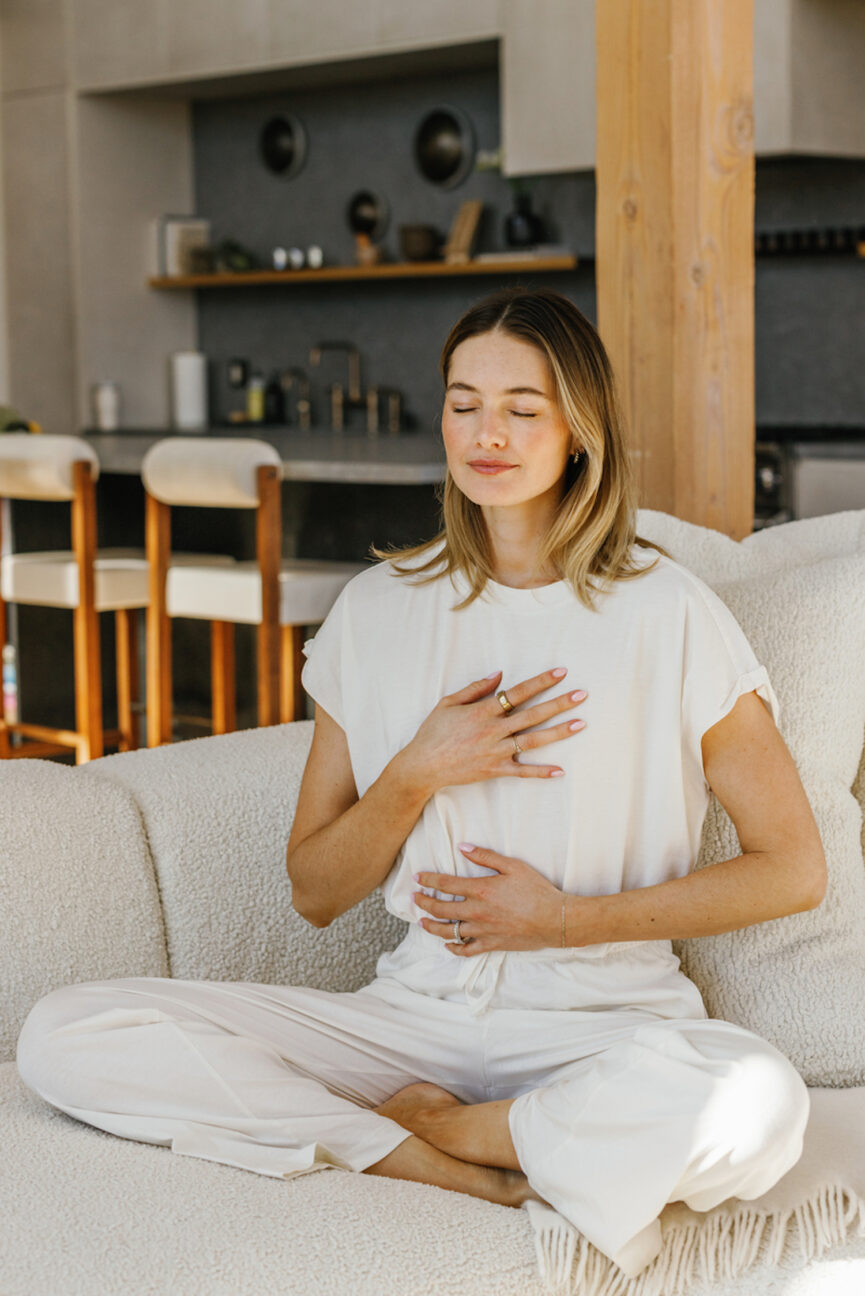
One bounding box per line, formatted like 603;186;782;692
441;330;574;513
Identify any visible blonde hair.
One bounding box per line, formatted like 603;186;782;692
375;287;667;609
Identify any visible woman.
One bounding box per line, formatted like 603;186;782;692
17;288;825;1278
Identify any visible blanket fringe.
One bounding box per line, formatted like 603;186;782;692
531;1184;865;1296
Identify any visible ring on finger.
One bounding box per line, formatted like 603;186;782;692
496;689;515;715
453;919;469;945
511;734;522;756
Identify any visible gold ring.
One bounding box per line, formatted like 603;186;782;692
512;735;522;756
496;690;515;715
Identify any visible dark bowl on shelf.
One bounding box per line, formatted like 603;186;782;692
399;224;443;262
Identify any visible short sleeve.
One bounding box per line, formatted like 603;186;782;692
681;577;781;783
300;586;348;728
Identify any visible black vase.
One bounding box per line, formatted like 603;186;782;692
504;192;546;249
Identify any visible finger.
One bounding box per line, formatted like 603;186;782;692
447;940;486;957
505;760;567;779
513;715;586;750
443;671;502;706
419;917;462;940
414;871;487;893
458;844;513;870
511;688;588;732
414;895;472;920
494;667;568;712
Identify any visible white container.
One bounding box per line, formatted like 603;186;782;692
92;381;121;431
170;351;208;432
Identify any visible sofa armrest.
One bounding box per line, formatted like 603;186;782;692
85;723;404;990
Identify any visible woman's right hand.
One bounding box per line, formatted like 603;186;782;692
394;668;587;799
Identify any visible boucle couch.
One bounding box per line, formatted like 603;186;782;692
3;508;865;1296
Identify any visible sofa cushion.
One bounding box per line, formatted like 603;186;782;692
636;509;865;1086
85;723;404;990
0;762;167;1064
3;1059;864;1296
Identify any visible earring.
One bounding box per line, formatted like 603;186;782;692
572;448;584;461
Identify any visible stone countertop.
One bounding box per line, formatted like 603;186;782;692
82;428;447;485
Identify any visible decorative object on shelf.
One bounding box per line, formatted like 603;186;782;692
414;106;476;189
259;113;307;180
246;373;265;424
272;247;289;271
306;245;324;269
444;200;484;264
151;215;211;276
399;225;444;262
188;245;216;274
169;352;208;432
91;381;121;432
754;225;865;256
504;181;547;250
347;190;389;242
214;239;259;273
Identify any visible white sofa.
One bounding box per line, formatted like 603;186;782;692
3;508;865;1296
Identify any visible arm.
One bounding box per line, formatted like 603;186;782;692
413;690;827;953
287;668;587;928
286;703;428;927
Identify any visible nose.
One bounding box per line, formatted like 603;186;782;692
476;408;507;449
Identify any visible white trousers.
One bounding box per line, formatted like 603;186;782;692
16;950;809;1276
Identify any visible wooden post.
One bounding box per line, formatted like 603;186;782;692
595;0;755;538
256;465;282;728
71;461;103;762
145;491;172;747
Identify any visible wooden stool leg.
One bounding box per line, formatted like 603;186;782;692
72;462;102;764
280;624;305;723
211;620;236;735
114;608;139;751
72;601;103;763
146;493;172;747
256;464;281;729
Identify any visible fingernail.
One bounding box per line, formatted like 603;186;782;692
458;842;476;852
413;873;422;882
551;667;567;678
549;769;565;777
484;671;501;679
570;690;587;702
569;719;586;731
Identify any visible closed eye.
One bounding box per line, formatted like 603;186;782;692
511;411;537;418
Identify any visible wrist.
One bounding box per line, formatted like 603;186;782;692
385;747;436;808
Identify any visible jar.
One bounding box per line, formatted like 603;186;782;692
91;381;121;432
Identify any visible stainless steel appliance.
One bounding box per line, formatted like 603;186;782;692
754;428;865;529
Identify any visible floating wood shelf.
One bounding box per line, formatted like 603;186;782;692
148;254;580;289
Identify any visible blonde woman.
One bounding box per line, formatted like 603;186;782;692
17;288;825;1277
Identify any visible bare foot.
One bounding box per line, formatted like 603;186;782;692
376;1082;462;1135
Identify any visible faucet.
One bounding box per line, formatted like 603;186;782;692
280;367;312;431
365;385;404;438
309;342;363;417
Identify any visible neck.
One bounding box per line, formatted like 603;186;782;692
482;498;561;588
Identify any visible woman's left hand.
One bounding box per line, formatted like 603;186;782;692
413;844;562;956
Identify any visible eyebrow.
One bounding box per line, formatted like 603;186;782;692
446;381;551;398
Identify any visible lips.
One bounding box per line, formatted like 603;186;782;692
467;460;516;474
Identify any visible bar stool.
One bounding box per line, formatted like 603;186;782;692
0;434;148;763
142;437;364;747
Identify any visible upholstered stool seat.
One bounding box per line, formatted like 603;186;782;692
3;549;235;610
166;558;363;625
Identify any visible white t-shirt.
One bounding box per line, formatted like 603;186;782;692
301;543;779;1010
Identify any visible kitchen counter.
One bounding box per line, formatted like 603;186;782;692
82;429;447;486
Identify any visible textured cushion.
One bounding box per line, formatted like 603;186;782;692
0;762;167;1063
85;723;404;988
636;509;865;1086
166;559;365;625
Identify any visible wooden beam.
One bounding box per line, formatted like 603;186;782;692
596;0;755;538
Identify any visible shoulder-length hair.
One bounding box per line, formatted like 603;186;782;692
375;287;667;609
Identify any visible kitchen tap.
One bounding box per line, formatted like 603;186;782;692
365;385;403;438
309;342;363;409
280;367;312;430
